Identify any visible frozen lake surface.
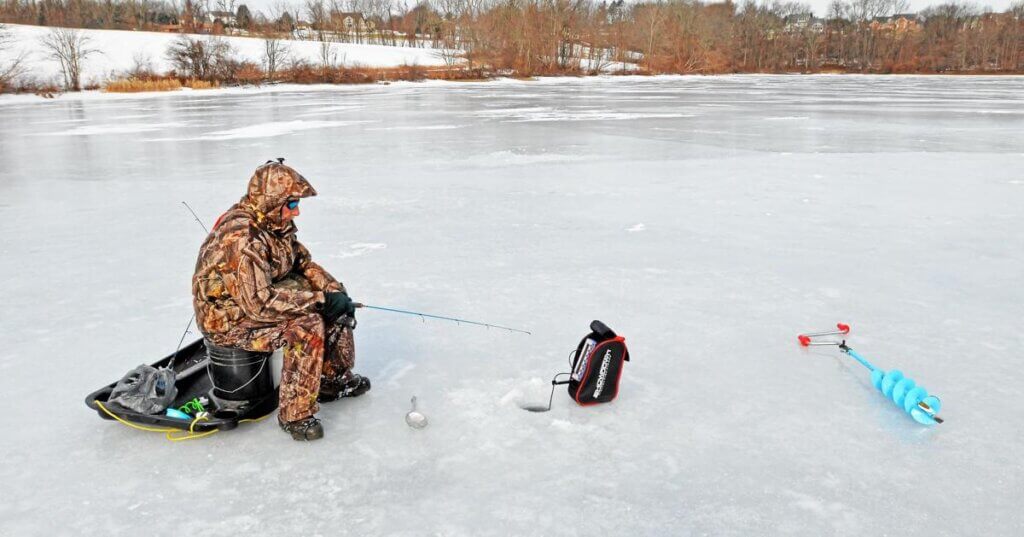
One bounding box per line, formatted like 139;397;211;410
1;75;1022;536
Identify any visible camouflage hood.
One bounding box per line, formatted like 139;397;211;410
194;160;342;338
241;161;317;230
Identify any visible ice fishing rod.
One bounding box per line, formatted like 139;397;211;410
182;201;209;234
354;303;531;335
798;323;944;425
169;201;209;370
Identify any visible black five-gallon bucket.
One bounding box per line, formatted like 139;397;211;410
205;339;275;402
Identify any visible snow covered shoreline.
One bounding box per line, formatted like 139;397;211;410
5;24;1022;105
0;79;440;105
0;23;451;87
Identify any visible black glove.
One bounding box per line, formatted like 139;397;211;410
322;291;356;323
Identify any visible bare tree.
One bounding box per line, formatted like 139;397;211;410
40;28;98;91
0;24;27;90
362;0;393;44
438;42;462;69
166;34;237;80
129;51;156;78
182;0;206;33
319;38;337;78
306;0;329;41
635;1;667;71
216;0;238;14
329;0;348;43
844;0;908;69
1011;1;1024;71
268;1;301;35
263;37;291;79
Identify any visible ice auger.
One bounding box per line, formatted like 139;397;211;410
798;323;944;425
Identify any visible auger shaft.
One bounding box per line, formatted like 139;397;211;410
840;345;877;372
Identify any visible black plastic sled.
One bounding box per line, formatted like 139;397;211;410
85;338;278;433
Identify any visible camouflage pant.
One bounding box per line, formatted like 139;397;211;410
209;274;354;422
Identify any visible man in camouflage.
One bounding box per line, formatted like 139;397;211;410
192;160;369;441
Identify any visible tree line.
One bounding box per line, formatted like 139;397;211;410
1;0;1023;74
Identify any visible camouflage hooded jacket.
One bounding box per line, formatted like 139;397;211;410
192;162;342;336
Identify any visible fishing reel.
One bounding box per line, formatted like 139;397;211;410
335;313;357;330
798;323;944;425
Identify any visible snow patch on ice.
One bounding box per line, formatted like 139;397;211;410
627;223;646;232
782;490;859;530
32;118;88;125
499;386;526;406
330;242;387;259
509;376;558;408
550;419;599;433
296;105;364;116
384;361;417;387
368;124;467;131
818;287;843;298
162;120;374;141
467;150;587;166
475;106;695;122
519;111;695;122
39;122;185;136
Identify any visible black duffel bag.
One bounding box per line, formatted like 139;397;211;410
564;320;630;405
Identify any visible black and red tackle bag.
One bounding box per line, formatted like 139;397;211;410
564;320;630;405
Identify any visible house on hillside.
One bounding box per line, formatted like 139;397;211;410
784;13;825;33
331;11;377;32
207;10;237;27
870;13;922;33
293;22;313;39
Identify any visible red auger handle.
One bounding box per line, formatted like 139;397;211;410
798;322;850;346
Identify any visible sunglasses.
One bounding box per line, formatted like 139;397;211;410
286;200;300;210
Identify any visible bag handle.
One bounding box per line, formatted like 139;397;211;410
590;320;616;339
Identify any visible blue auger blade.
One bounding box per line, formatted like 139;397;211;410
356;304;531;335
870;369;943;425
848;347;943;425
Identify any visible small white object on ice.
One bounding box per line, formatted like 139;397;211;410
405;396;428;429
627;223;646;232
332;243;388;259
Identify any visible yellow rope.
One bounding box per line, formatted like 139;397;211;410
96;401;178;433
96;401;271;442
240;414;271;424
166;414;218;442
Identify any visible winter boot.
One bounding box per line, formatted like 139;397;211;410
318;371;371;403
278;415;324;441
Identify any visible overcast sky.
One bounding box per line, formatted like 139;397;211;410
235;0;1017;19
